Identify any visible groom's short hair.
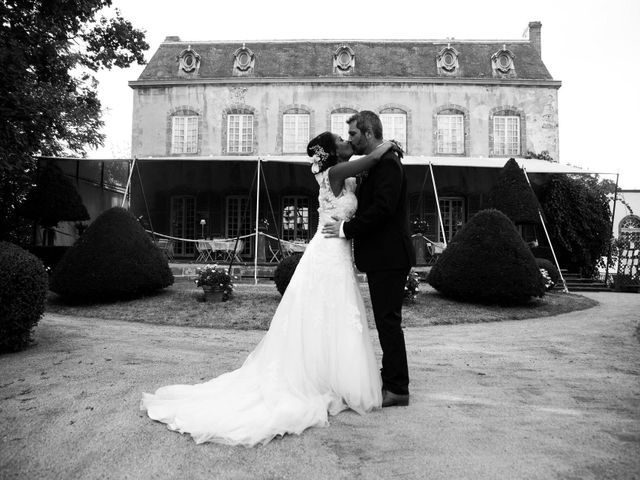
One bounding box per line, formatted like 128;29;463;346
347;111;383;140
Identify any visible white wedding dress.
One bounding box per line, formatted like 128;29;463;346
140;170;382;446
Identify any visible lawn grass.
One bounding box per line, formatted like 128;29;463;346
45;281;598;330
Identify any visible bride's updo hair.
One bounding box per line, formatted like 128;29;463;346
307;131;338;174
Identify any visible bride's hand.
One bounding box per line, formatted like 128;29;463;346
373;139;404;160
385;139;404;158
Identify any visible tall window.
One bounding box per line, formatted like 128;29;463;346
170;195;196;256
282;196;310;241
493;116;520;156
436;114;464;154
331;113;353;139
380;113;407;150
283;114;310;153
225;196;252;255
227;114;254;153
438;197;465;243
171;116;198;154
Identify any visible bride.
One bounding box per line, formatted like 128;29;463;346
141;132;399;447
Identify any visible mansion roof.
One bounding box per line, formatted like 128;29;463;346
134;36;555;85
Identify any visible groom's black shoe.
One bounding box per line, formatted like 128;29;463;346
382;389;409;407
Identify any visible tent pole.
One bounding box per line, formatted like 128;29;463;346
604;172;620;287
253;157;261;285
522;167;569;293
121;157;136;208
429;162;447;247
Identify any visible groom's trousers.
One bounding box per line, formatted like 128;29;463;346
367;267;411;396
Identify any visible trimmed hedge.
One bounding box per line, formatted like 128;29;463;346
427;209;546;305
50;207;173;302
483;158;540;225
0;242;48;353
273;253;302;295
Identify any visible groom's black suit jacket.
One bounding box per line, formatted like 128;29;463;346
343;151;416;272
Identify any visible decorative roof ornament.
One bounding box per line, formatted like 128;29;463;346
437;44;460;75
491;45;516;77
333;45;355;74
177;45;201;73
233;44;255;75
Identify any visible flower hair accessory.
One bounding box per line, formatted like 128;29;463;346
310;145;329;174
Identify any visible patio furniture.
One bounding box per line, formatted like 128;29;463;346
225;239;244;263
206;238;241;262
425;239;446;265
282;240;308;257
267;242;282;263
196;240;215;263
156;238;175;262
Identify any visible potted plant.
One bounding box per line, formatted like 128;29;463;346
194;264;234;301
404;270;420;302
411;216;428;234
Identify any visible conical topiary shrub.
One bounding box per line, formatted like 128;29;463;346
427;209;545;304
50;207;173;302
483;158;540;225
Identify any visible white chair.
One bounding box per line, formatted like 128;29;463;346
425;240;446;265
196;240;214;263
156;238;175;262
268;242;282;263
225;239;244;263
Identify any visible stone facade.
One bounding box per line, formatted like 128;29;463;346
128;22;562;261
131;82;559;160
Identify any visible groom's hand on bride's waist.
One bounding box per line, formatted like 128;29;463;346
322;217;344;238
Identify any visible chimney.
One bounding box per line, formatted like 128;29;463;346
528;21;542;56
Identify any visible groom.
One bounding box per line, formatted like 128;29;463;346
323;110;416;407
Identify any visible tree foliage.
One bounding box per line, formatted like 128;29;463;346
483;158;540;224
18;161;89;228
539;174;613;276
0;0;148;242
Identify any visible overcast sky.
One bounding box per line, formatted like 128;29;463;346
89;0;640;189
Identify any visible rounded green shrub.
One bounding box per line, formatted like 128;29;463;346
50;207;174;302
0;242;48;353
273;253;302;295
427;209;546;305
536;257;560;290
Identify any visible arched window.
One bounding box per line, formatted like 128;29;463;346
283;108;310;153
223;106;256;154
490;107;525;157
434;105;468;156
168;108;200;155
330;108;357;139
379;108;407;151
619;215;640;234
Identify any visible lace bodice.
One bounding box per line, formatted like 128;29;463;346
315;169;358;225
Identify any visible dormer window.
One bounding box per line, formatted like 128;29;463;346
333;45;355;74
233;45;255;75
177;46;201;73
437;45;459;74
491;45;516;77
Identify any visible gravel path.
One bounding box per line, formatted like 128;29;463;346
1;292;639;480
